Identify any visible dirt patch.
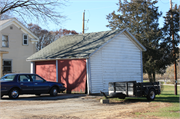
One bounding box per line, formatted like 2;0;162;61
115;102;171;119
25;115;80;119
0;96;172;119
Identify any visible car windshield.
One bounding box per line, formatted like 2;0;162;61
0;74;16;81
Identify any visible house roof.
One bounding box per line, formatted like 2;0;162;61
0;18;39;41
0;19;12;26
27;29;146;61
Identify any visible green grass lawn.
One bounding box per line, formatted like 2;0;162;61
143;85;180;118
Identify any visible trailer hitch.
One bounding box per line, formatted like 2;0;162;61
100;91;108;99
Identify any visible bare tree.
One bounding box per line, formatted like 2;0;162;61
28;23;78;51
0;0;66;24
28;23;56;51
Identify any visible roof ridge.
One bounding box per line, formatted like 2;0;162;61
58;29;117;39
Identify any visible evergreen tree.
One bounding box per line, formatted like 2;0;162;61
106;0;178;82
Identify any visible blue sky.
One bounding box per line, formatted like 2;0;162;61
39;0;180;33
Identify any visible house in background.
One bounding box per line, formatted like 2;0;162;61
0;18;39;77
27;29;146;94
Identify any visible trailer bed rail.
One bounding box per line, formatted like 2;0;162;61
109;81;161;101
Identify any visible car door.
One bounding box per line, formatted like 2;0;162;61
31;74;50;94
18;74;34;94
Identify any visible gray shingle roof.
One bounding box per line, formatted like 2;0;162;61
27;29;125;61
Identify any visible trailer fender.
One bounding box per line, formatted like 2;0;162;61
145;87;156;95
144;87;149;95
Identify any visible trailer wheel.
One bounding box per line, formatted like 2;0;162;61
147;89;155;101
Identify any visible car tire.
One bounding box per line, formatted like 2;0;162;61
50;87;58;96
9;88;19;99
147;89;155;101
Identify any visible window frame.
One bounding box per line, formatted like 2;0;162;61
2;35;9;47
31;74;46;82
0;74;16;81
3;59;12;73
18;74;32;82
23;34;28;45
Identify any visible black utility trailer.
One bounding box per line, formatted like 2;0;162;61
108;81;161;101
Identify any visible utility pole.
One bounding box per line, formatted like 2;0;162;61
82;10;85;34
170;0;177;95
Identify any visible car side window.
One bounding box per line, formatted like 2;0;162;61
19;75;31;82
31;75;44;82
0;75;15;81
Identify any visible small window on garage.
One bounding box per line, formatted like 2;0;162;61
23;34;28;45
3;60;12;73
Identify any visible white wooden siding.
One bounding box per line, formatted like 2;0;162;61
89;33;142;94
89;49;103;93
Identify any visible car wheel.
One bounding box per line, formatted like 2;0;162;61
35;94;41;97
147;89;155;101
50;87;58;96
9;88;19;99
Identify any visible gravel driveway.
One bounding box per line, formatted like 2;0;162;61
0;94;166;119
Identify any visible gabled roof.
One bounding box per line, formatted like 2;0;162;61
0;19;12;26
27;29;146;61
0;18;39;41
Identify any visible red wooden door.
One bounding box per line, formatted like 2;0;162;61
35;61;56;82
58;59;87;93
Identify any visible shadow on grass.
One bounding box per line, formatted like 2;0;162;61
108;97;150;105
123;94;180;103
155;96;179;103
108;94;179;104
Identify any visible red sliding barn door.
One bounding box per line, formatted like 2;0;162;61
58;59;87;93
35;61;56;82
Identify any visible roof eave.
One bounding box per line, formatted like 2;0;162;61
12;19;39;41
26;57;89;62
0;50;9;54
0;18;39;41
88;29;146;58
124;29;146;51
